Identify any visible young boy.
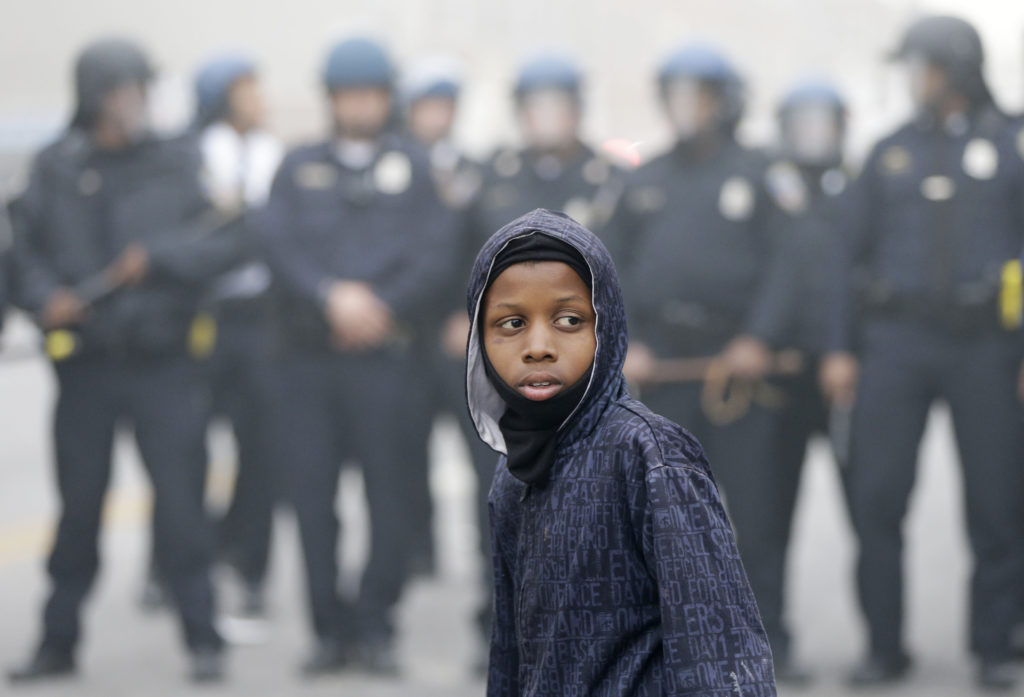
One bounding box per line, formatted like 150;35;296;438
466;208;777;696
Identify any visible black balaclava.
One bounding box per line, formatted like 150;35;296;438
479;232;594;486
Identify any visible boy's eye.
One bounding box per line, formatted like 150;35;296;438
499;318;525;330
555;315;582;328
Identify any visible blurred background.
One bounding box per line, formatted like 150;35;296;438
1;0;1023;695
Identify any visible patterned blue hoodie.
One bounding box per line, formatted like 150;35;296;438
466;209;777;696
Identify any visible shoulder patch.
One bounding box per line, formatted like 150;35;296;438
879;145;912;176
294;162;337;190
962;138;998;180
374;151;412;195
718;177;755;221
765;161;807;214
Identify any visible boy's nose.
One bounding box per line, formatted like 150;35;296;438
522;325;557;362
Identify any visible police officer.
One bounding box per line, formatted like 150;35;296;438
467;52;622;245
1012;105;1024;665
820;16;1024;689
138;52;284;618
256;36;453;676
400;54;483;582
6;38;237;684
402;54;482;213
754;77;855;683
192;51;283;618
607;41;798;677
453;51;622;654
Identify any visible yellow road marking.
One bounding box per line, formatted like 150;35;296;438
0;466;237;569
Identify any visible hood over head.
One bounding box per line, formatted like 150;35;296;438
466;208;628;458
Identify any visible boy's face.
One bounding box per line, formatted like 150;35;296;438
482;261;595;401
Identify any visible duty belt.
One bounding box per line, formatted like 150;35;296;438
860;282;1002;334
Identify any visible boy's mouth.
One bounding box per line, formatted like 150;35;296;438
517;373;564;401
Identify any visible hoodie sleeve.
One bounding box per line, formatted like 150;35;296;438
642;462;777;696
486;501;520;697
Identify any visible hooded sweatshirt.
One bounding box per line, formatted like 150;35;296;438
467;209;776;697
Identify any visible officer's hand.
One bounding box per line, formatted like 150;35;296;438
442;313;471;360
623;342;657;384
325;281;394;350
820;351;859;407
41;288;88;329
722;335;772;381
107;245;150;286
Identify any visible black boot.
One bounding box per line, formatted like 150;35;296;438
300;639;350;677
8;645;75;684
355;632;400;677
189;646;225;684
846;652;911;688
977;660;1018;692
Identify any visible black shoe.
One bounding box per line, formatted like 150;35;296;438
8;646;75;683
846;652;911;688
355;638;400;677
977;660;1018;692
189;647;224;684
300;640;350;677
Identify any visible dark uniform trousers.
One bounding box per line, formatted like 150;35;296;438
207;315;278;585
432;349;500;627
848;318;1024;660
761;359;829;656
269;345;428;643
44;354;221;653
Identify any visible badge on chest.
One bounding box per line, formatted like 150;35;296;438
374;151;412;195
962;138;998;180
718;177;755;221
